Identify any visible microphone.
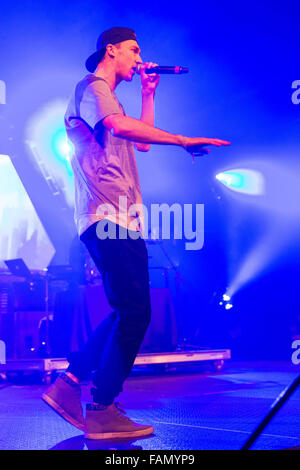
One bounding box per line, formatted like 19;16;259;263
136;65;189;75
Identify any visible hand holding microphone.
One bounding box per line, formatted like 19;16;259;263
136;61;189;94
139;62;161;95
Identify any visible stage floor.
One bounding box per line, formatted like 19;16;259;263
0;360;299;450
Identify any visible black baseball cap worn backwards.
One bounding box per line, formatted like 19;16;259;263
85;27;137;73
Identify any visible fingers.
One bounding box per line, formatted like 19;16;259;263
144;62;158;71
210;139;231;146
186;138;230;149
142;62;159;81
185;137;230;158
194;139;230;147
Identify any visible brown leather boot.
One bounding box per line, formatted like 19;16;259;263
85;402;154;439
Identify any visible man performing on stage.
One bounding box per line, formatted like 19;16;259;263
42;26;230;439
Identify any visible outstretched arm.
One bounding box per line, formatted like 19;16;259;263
103;113;230;154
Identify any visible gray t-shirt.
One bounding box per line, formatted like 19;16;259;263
64;74;144;236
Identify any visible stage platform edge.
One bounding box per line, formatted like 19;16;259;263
0;349;231;383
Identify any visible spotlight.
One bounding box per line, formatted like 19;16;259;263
25;99;75;205
216;169;265;195
51;127;74;161
225;303;233;310
223;294;231;301
219;293;234;311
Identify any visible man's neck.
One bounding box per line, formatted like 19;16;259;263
93;62;121;91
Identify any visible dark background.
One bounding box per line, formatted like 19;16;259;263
1;0;300;359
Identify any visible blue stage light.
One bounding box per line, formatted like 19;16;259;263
216;169;265;195
219;293;233;311
25;100;75;205
225;303;233;310
51;127;74;163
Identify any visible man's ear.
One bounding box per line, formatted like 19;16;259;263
106;44;117;58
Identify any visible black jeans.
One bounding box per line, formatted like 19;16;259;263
67;221;151;405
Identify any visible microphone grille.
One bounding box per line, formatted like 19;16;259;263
136;64;142;75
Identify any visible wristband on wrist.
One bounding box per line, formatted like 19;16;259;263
180;136;188;148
